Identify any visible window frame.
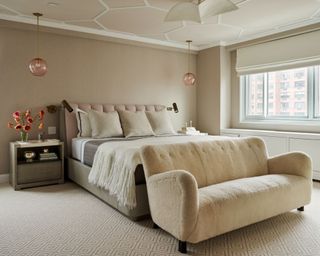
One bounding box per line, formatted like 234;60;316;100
314;67;320;118
241;66;320;122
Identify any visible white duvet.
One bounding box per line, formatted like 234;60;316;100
88;135;224;209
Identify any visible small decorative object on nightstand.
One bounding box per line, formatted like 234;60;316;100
178;121;208;136
9;139;64;190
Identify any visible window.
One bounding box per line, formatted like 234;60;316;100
280;82;289;90
294;69;305;79
294;102;305;110
242;66;320;120
295;92;305;100
280;72;289;80
294;81;305;89
280;102;289;112
315;69;320;117
246;73;264;116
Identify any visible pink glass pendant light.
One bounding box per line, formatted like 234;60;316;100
183;72;196;86
29;58;47;76
183;40;196;86
29;13;47;76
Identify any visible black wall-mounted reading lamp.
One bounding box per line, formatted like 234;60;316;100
167;102;179;113
45;100;73;113
61;100;73;113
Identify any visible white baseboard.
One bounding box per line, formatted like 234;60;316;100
0;174;9;183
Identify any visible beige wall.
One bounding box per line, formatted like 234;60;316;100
196;46;232;135
196;46;221;135
230;50;239;128
0;26;197;174
220;47;231;130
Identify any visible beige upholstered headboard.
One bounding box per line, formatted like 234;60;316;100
63;103;166;157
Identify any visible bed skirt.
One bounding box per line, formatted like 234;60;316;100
67;158;150;221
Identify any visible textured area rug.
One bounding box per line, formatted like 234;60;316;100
0;182;319;256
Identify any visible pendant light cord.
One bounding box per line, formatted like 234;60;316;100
36;15;39;58
186;40;192;73
33;13;43;58
188;41;190;73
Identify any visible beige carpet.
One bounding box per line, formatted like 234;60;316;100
0;182;320;256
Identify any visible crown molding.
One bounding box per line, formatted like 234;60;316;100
1;12;320;53
0;14;200;53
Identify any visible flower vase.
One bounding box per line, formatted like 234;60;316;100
20;131;28;142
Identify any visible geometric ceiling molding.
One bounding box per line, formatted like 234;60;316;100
167;23;242;46
0;0;320;51
102;0;146;8
147;0;193;10
97;7;182;35
239;26;276;39
0;0;106;21
221;0;320;30
194;15;219;25
0;6;17;16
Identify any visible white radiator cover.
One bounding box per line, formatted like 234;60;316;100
221;129;320;181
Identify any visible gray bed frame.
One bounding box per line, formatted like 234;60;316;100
68;158;149;220
61;103;166;221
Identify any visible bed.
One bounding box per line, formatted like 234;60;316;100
62;103;223;220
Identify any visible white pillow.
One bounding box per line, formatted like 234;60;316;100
76;109;91;137
88;110;123;138
118;110;154;138
146;110;176;135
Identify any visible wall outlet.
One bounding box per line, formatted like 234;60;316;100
48;126;56;135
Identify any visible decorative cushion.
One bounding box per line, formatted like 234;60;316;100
76;109;91;137
146;110;176;135
118;110;155;138
88;110;123;138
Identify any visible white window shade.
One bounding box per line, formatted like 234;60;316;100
236;30;320;75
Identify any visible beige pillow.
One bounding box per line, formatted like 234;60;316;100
76;109;91;137
118;110;154;138
88;110;123;138
146;110;176;135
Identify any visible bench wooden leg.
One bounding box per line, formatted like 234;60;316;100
298;206;304;211
178;241;187;254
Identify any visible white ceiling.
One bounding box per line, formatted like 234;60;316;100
0;0;320;51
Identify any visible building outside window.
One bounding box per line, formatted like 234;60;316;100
242;66;317;120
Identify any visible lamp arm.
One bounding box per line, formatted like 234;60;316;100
167;102;179;113
61;100;73;113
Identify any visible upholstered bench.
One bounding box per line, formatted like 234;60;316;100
140;137;312;253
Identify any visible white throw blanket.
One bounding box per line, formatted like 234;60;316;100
88;135;224;209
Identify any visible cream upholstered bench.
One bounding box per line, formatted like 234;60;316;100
140;137;312;253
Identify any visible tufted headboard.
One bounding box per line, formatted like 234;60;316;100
63;103;166;157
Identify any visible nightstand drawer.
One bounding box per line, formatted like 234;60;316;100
17;161;62;184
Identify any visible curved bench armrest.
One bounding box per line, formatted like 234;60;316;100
147;170;199;241
268;152;312;179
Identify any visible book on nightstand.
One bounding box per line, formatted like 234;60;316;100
39;152;58;161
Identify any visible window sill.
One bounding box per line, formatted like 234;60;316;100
221;128;320;139
234;119;320;133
